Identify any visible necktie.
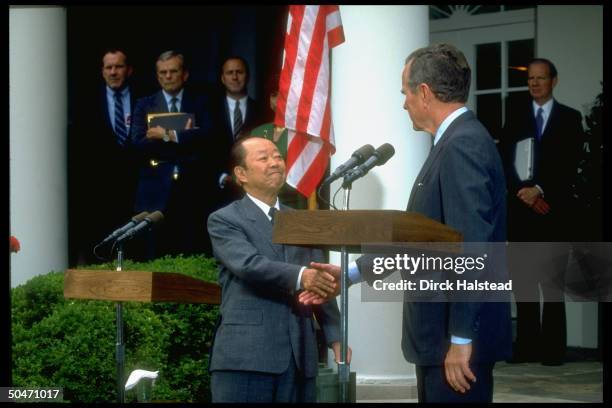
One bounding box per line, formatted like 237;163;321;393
114;91;128;146
535;107;544;141
268;207;277;224
233;100;243;139
170;97;179;113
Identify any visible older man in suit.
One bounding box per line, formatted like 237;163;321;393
501;58;584;366
207;136;347;403
131;50;215;258
302;43;512;403
69;48;139;265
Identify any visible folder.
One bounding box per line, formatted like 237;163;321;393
147;112;195;130
514;137;534;181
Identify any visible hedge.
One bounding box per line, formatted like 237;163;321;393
11;255;220;403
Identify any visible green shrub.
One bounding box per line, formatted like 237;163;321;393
12;255;219;403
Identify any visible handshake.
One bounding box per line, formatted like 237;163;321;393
299;262;343;305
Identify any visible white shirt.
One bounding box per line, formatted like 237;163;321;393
245;193;305;291
106;86;131;132
163;89;184;112
227;95;247;135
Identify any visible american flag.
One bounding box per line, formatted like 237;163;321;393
275;5;345;197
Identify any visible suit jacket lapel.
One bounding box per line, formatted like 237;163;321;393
540;100;558;141
238;196;284;259
154;91;169;112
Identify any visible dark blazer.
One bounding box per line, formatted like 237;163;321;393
358;110;512;366
219;95;260;143
68;85;139;264
131;88;214;212
207;196;341;378
501;99;583;241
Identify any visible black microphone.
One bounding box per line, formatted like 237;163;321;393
320;144;375;187
116;211;164;243
99;212;149;245
342;143;395;187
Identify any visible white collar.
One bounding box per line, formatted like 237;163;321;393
246;193;280;220
434;106;468;146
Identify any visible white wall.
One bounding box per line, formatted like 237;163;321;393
537;5;603;117
9;6;68;287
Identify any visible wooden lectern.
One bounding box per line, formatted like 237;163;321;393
64;269;221;304
63;269;220;403
272;210;462;248
272;209;462;402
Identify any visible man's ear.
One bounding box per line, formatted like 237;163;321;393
234;166;247;185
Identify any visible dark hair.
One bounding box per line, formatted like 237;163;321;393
221;55;250;80
230;134;265;170
528;58;558;79
157;50;187;71
405;43;471;103
101;48;130;66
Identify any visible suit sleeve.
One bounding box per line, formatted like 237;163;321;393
207;210;302;293
439;135;497;338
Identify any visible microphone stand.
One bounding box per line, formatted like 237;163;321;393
115;243;126;403
337;177;352;403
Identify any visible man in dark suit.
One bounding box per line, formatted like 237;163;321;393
207;136;347;402
69;48;139;265
131;50;215;258
302;43;512;403
501;58;584;365
214;56;263;203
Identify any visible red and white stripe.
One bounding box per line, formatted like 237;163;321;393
275;5;345;197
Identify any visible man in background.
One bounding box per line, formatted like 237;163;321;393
68;48;139;265
131;50;215;258
502;58;584;366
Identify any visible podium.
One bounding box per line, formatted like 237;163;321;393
64;269;221;402
273;210;462;248
272;209;462;402
64;269;221;304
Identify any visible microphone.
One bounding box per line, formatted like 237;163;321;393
320;144;375;187
116;211;164;243
99;212;149;245
342;143;395;187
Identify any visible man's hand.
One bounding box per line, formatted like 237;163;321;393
309;262;341;280
301;268;338;299
146;125;166;141
517;186;541;207
531;197;551;215
444;343;476;394
185;117;194;129
298;262;342;305
331;341;352;365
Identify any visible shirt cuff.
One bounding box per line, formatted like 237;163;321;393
451;335;472;344
296;266;306;291
348;261;362;284
534;184;544;197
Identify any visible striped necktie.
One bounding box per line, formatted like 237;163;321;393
114;91;128;146
233;99;243;139
170;97;179;113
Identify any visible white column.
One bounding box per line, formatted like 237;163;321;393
329;6;430;381
10;6;68;287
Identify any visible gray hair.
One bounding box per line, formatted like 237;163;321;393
405;43;471;103
157;50;185;69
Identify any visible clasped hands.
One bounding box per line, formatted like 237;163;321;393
517;186;550;215
146;118;194;141
299;262;342;304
